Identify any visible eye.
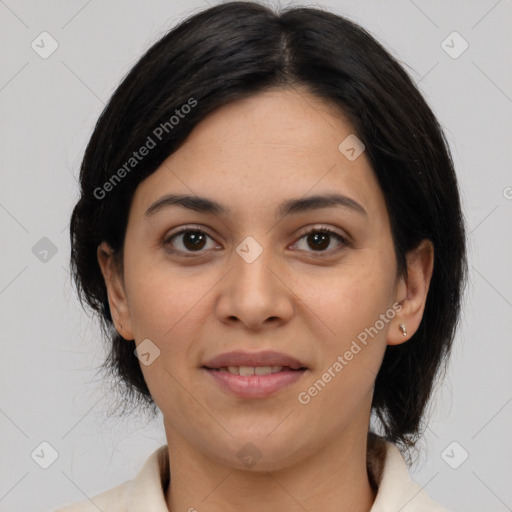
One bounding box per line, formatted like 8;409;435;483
292;227;348;254
163;227;219;256
163;225;349;257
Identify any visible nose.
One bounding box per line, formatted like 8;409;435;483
215;244;295;331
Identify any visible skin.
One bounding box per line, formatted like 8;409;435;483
98;87;434;512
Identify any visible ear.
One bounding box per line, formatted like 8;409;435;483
97;241;134;340
388;239;434;346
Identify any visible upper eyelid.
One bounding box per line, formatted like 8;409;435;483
165;224;219;243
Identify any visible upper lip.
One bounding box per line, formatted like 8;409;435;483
202;350;307;370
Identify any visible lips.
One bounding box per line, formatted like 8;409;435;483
202;350;308;398
202;350;309;399
202;350;307;371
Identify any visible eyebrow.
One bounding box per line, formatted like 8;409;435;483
144;192;367;218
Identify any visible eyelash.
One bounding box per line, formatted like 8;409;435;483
163;225;349;258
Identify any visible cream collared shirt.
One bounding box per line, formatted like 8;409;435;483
55;437;450;512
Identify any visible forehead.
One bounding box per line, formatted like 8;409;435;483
130;88;386;222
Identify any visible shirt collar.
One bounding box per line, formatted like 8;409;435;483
126;444;169;512
126;435;447;512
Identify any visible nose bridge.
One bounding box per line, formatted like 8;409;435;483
232;237;278;300
216;235;293;328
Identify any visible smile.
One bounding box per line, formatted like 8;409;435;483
203;366;307;398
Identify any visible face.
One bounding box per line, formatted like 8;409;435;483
98;87;432;471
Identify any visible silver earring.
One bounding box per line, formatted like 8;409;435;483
399;323;407;336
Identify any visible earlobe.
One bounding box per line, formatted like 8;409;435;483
388;239;434;346
97;241;134;340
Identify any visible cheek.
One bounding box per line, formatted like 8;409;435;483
123;261;211;409
126;263;207;342
122;227;199;329
293;256;395;423
298;254;396;344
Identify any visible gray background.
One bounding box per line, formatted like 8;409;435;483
1;1;511;511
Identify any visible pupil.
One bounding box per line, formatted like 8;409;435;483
309;232;329;251
184;231;205;250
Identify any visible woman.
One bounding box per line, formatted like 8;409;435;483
57;1;467;511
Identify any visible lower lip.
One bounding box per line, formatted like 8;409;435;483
203;368;307;398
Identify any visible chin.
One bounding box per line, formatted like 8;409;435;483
206;432;311;472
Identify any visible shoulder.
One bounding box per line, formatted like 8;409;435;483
368;435;451;512
53;480;131;512
54;444;169;512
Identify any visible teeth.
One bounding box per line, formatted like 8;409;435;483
239;366;254;376
255;366;272;375
222;366;284;375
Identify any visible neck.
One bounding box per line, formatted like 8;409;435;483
164;421;376;512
